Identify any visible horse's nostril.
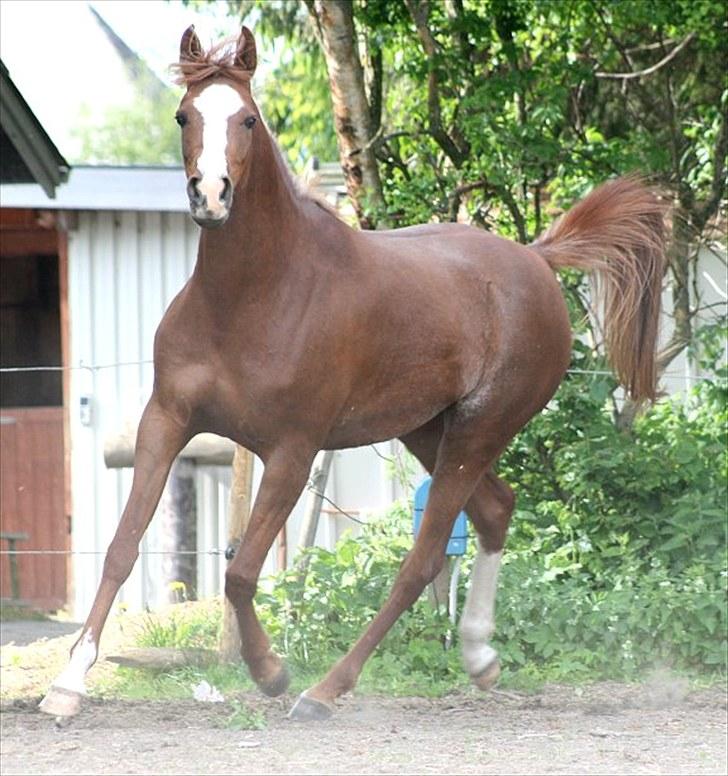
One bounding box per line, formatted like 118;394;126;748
187;176;202;205
220;177;232;205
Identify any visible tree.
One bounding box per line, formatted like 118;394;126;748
305;0;386;228
211;0;727;400
74;72;182;165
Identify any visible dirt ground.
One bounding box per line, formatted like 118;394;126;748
1;615;726;776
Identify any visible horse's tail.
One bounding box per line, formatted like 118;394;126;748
531;176;666;402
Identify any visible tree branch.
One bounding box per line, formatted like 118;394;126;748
404;0;468;167
367;43;383;137
447;179;491;222
596;32;695;80
499;186;528;243
695;112;727;231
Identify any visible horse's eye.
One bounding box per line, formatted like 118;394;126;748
175;112;187;128
243;115;257;129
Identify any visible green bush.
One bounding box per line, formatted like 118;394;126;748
254;360;726;686
128;345;726;692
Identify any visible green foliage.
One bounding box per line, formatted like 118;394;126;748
136;605;220;650
259;44;339;170
226;698;267;730
73;75;182;165
500;361;727;582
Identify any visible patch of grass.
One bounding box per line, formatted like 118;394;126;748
226;698;266;730
94;662;256;701
136;602;221;650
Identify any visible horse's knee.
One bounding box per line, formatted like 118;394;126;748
225;569;256;602
398;550;446;600
102;538;138;586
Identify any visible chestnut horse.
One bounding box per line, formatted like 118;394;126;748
41;26;665;721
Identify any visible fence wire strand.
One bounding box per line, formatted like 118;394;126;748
0;358;720;560
0;360;713;381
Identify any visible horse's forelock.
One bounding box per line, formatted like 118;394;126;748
171;37;253;88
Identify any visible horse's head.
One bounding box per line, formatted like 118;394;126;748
174;26;259;229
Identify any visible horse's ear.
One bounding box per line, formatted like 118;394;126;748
180;25;202;62
234;26;257;74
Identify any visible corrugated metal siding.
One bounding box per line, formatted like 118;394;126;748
67;210;417;618
659;246;726;395
67;208;723;619
67;211;202;617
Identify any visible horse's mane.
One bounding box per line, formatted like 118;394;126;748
170;37;252;87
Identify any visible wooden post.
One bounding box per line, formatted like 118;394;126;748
296;450;334;568
427;561;450;612
219;445;254;663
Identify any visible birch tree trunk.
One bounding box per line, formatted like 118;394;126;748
306;0;386;229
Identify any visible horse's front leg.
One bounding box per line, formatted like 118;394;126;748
39;397;191;716
225;445;314;696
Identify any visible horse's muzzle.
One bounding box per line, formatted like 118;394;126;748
188;175;232;229
191;212;230;229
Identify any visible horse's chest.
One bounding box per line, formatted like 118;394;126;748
190;348;316;450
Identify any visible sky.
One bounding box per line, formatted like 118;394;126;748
0;0;262;160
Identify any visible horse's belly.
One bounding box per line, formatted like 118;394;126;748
323;408;440;449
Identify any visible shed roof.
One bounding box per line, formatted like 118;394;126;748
0;166;188;212
0;60;70;198
0;163;347;214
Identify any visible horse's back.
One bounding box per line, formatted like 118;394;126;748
350;222;573;419
360;221;569;344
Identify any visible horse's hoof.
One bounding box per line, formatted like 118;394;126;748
39;686;83;717
287;691;333;722
258;665;290;697
471;658;501;692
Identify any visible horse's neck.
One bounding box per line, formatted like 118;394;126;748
195;129;307;294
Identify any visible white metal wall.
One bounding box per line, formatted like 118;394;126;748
68;210;199;617
67;210;725;618
659;244;727;395
67;210;415;618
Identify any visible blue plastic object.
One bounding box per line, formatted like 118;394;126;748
413;477;468;556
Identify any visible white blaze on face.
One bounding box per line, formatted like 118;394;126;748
459;549;502;676
192;83;244;207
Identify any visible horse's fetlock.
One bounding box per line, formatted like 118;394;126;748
459;620;494;643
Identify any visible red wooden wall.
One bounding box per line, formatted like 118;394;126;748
1;407;67;609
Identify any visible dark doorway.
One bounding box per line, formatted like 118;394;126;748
0;209;68;611
1;253;62;407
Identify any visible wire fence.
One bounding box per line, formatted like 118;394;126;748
0;360;716;381
0;358;719;559
0;479;367;558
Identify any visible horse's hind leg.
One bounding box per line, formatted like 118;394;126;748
399;419;514;690
289;412;512;720
39;397;190;716
457;472;514;689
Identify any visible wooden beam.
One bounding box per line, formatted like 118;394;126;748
104;428;235;468
219;445;254;662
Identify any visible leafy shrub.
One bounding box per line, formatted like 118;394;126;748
254;362;726;686
131;352;726;691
